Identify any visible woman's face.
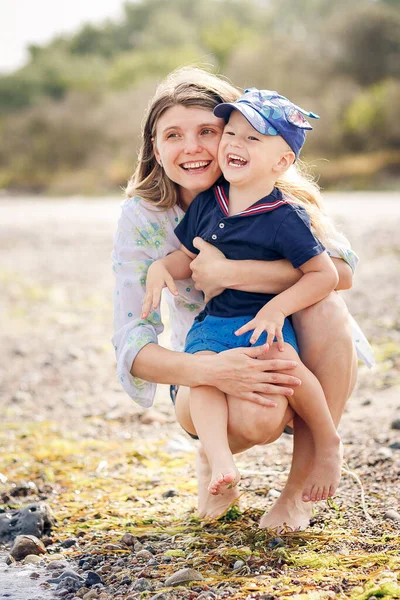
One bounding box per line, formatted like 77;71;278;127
153;105;225;206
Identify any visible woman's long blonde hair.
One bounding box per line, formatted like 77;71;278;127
276;162;335;246
125;67;240;209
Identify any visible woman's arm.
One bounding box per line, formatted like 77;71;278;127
132;341;301;404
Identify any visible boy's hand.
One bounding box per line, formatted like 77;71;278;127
234;308;286;350
141;262;178;319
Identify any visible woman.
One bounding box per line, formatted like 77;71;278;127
112;67;365;530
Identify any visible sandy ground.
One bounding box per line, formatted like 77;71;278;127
0;193;400;598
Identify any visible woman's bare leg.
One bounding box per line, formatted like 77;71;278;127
260;292;358;530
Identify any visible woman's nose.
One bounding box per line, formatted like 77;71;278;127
183;135;202;154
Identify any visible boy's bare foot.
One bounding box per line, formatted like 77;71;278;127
259;489;313;532
208;467;240;496
196;449;240;519
302;439;343;502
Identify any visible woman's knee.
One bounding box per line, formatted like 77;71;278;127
227;394;292;446
293;292;350;333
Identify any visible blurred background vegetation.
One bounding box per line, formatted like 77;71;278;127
0;0;399;194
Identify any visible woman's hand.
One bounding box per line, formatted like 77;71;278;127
202;344;301;406
191;237;227;302
141;261;178;318
235;307;286;350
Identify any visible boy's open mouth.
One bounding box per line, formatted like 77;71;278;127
227;154;248;167
180;161;211;172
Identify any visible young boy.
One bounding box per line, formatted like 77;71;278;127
142;88;342;504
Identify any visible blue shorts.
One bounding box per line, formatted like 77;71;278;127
185;314;299;355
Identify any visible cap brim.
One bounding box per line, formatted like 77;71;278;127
214;102;279;137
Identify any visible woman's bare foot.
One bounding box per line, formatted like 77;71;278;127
196;449;240;519
208;467;240;496
259;488;313;532
302;439;343;502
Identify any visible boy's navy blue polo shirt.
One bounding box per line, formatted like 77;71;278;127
174;182;325;318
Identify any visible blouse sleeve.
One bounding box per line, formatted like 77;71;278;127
112;197;166;408
325;229;359;273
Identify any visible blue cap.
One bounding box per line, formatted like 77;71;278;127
214;88;320;158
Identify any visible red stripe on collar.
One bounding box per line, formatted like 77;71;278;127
214;185;287;217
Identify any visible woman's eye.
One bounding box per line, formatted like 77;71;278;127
201;128;215;135
167;132;180;139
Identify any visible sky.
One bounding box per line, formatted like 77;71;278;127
0;0;127;74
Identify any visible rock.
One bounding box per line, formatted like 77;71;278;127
267;489;281;499
133;578;153;592
10;534;46;561
22;554;43;564
46;558;68;568
47;569;84;585
162;489;178;498
61;537;78;548
0;502;56;542
233;560;245;570
85;571;103;587
56;577;83;592
133;541;143;552
268;537;285;549
376;447;393;460
389;441;400;449
140;411;168;425
391;418;400;430
150;594;169;600
136;549;153;561
165;568;204;587
384;509;400;522
120;533;136;546
83;591;99;600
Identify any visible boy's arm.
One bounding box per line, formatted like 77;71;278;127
141;246;195;318
235;251;339;348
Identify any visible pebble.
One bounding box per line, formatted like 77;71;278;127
391;418;400;430
267;489;281;498
22;554;43;564
136;549;153;561
120;533;136;546
133;577;153;591
10;534;47;561
389;441;400;449
47;569;84;584
61;537;78;548
232;560;245;570
384;509;400;522
83;591;99;600
133;541;143;552
268;537;285;549
165;568;204;587
376;447;393;460
85;571;103;587
162;489;178;498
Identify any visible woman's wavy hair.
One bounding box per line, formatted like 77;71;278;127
125;67;240;209
276;161;335;246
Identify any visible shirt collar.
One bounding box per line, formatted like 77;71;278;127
213;182;287;217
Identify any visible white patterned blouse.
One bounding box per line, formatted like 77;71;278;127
112;196;374;408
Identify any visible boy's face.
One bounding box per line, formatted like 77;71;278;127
218;110;294;187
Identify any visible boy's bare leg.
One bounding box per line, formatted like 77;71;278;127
190;383;240;495
260;294;357;530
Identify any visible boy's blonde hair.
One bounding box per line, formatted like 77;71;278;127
276;162;334;246
125;67;240;209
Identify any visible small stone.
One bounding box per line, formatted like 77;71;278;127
376;447;393;460
162;489;178;498
165;568;204;587
268;537;284;549
150;594;169;600
384;509;400;522
23;554;43;564
133;577;153;592
83;591;99;600
10;534;46;561
232;560;244;570
136;549;153;561
30;572;41;579
267;489;281;498
47;569;84;584
144;544;156;554
133;541;143;552
389;441;400;449
361;399;372;406
61;537;77;548
120;533;136;546
85;571;103;587
140;411;168;425
391;418;400;430
56;576;83;592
